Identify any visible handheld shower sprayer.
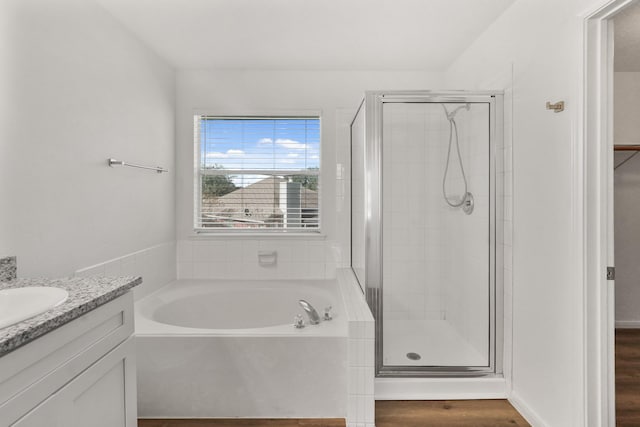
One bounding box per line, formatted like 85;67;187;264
441;103;474;215
444;103;471;120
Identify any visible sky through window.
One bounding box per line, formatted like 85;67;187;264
200;118;320;184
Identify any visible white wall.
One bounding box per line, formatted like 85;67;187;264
614;72;640;145
0;0;176;278
447;0;599;425
175;70;444;279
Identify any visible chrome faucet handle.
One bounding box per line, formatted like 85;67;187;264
293;314;305;329
324;306;333;321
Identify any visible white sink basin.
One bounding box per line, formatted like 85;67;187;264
0;287;69;329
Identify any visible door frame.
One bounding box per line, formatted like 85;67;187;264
584;1;636;425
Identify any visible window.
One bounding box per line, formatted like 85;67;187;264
194;116;321;232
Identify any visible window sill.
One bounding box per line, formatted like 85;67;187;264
188;231;327;240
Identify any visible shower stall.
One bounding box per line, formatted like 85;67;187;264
351;91;503;377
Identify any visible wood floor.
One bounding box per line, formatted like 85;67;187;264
616;328;640;426
138;399;528;426
375;400;529;427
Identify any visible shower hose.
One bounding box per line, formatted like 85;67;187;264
441;104;469;208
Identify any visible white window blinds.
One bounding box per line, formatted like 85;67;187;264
194;116;321;231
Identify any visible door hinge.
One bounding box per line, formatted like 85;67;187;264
607;266;615;281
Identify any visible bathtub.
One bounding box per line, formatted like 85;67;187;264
135;278;349;419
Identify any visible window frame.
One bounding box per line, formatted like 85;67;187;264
193;112;323;235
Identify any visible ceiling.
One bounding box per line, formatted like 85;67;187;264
96;0;515;70
614;1;640;72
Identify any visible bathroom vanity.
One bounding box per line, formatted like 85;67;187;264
0;276;141;427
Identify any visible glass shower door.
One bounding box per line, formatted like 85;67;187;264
379;99;494;373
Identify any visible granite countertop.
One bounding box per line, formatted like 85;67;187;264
0;276;141;357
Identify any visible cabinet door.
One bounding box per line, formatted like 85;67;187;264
11;393;63;427
64;337;137;427
10;337;137;427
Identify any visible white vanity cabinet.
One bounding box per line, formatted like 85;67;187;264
0;292;137;427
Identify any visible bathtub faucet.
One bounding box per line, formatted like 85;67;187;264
298;300;321;325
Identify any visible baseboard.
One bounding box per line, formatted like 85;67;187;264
375;376;507;400
615;320;640;328
508;391;549;427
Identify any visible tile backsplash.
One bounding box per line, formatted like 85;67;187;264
0;256;17;282
177;238;339;280
74;242;176;301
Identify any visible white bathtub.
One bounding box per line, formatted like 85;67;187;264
135;279;348;419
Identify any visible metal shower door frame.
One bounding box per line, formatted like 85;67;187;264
361;90;504;377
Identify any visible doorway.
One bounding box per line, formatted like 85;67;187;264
585;0;640;425
612;2;640;423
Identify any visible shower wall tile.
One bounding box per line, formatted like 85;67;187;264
384;311;409;321
504;146;513;173
504;171;513;196
504;196;513;221
503;266;514;388
503;222;513;246
382;103;446;321
501;86;513;385
504;245;513;271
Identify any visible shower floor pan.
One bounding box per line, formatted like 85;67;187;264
383;319;487;367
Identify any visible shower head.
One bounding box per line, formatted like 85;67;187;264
443;103;471;120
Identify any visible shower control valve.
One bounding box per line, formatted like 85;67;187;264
293;314;305;329
324;306;333;321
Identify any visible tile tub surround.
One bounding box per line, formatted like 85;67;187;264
0;257;17;282
0;276;141;356
134;270;373;424
74;242;176;302
337;269;375;427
